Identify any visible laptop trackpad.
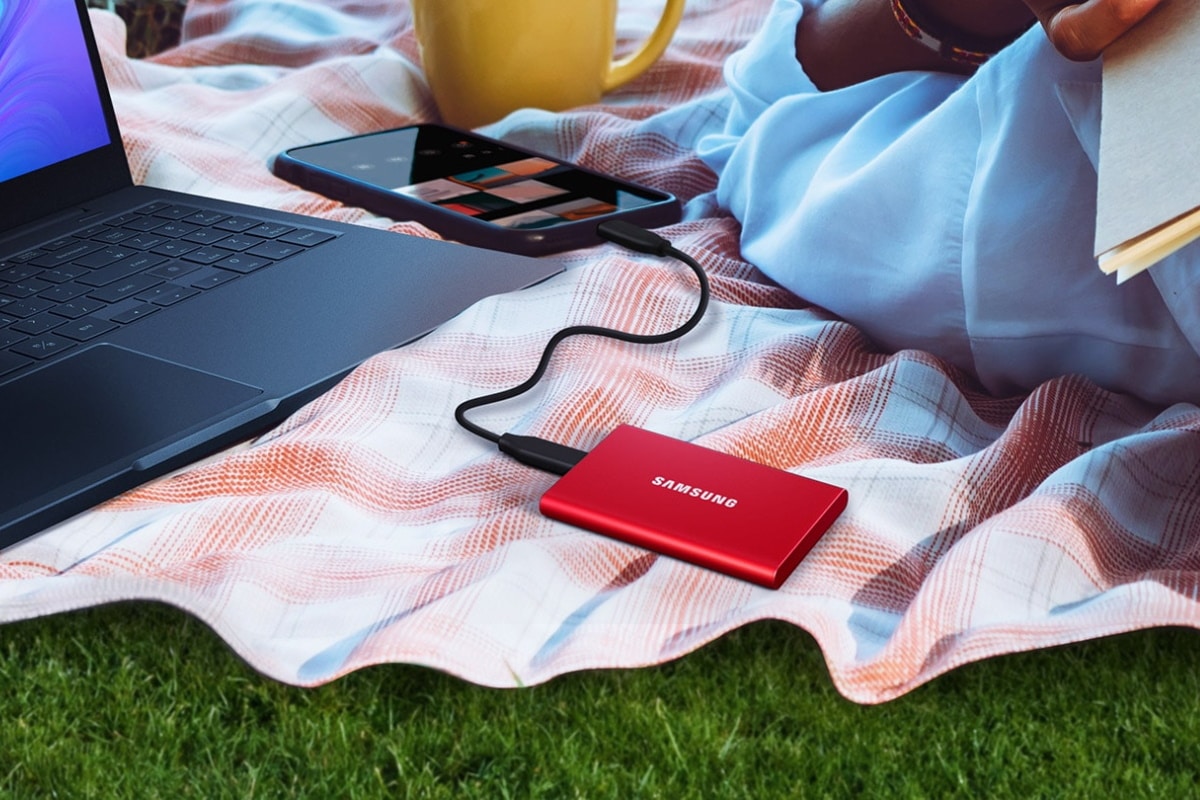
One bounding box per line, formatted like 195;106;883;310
0;344;262;507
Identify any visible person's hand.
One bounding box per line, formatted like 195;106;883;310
1023;0;1167;60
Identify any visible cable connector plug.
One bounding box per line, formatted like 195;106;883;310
597;219;673;257
498;433;588;476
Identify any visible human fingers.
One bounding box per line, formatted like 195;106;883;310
1028;0;1166;60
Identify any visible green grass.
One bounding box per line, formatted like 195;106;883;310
2;603;1199;798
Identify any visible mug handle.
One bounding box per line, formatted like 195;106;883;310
603;0;686;92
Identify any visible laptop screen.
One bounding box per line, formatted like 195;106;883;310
0;0;129;234
0;0;113;183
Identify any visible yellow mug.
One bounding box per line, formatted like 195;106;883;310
412;0;685;129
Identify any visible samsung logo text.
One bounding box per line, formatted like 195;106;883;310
651;477;738;508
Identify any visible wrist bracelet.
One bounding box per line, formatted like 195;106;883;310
889;0;1029;67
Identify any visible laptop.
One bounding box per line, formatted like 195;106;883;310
0;0;561;548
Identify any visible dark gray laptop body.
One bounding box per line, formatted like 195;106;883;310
0;0;561;547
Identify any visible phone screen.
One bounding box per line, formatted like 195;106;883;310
285;126;668;231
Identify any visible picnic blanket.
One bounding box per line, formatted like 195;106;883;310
3;0;1200;705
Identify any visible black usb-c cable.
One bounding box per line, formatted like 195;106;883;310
454;220;710;475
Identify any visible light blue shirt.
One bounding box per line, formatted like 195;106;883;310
697;0;1200;404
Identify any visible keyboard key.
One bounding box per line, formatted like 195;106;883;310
213;216;261;233
4;297;55;319
30;241;104;268
189;268;240;290
76;224;113;239
247;241;304;260
0;265;41;283
279;228;336;247
56;316;119;341
181;247;230;265
0;279;52;299
137;284;200;306
77;253;167;287
121;233;170;251
11;312;66;336
38;283;90;303
103;212;146;226
181;228;231;245
151;240;199;258
209;234;263;252
184;210;228;226
155;221;201;239
215;254;270;274
147;260;200;280
10;334;75;360
151;204;198;220
245;222;294;239
110;304;159;325
122;216;167;232
0;351;32;378
88;274;163;303
92;227;137;244
40;265;90;284
40;236;83;251
76;246;137;269
0;329;29;349
51;298;106;319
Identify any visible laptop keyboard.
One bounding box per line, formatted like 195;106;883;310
0;201;339;379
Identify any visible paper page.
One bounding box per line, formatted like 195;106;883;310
1094;0;1200;260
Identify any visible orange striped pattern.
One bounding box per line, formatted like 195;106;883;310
2;1;1198;705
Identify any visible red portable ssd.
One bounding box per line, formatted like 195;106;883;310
539;425;847;588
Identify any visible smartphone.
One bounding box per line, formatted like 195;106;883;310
272;123;681;256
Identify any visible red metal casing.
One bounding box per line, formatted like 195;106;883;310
539;425;848;589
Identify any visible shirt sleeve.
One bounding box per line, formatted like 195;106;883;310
697;0;976;372
698;0;1200;404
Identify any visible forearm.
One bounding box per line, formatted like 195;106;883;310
796;0;1036;90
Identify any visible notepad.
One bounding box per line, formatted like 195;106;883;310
1094;0;1200;283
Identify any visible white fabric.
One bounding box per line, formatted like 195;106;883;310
698;0;1200;405
12;2;1200;708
